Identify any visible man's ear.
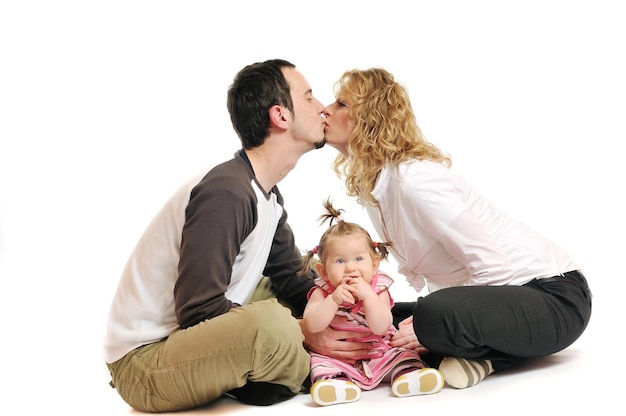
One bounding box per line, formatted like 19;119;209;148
268;105;289;129
315;262;328;280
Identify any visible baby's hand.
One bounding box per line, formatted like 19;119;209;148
345;276;375;301
331;284;356;305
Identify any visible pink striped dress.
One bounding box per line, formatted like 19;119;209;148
308;273;425;390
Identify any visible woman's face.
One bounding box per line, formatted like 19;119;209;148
323;95;355;157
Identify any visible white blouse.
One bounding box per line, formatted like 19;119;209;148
365;160;577;293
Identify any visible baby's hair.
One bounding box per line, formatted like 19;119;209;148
299;198;392;276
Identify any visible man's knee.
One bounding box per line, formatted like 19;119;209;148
246;299;301;332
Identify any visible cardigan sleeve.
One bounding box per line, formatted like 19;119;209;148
174;166;256;329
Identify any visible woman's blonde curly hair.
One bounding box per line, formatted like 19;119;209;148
331;68;451;206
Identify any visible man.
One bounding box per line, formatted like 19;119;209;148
103;59;327;412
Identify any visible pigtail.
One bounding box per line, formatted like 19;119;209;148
373;240;393;261
298;247;318;276
319;197;345;226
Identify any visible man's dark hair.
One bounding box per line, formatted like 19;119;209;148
227;59;295;148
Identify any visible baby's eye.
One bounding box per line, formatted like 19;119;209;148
335;258;345;264
355;256;364;262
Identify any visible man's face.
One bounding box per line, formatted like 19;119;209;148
283;68;326;150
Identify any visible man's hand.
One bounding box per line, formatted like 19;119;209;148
299;315;375;365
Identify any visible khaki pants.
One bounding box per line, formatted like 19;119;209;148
107;297;309;412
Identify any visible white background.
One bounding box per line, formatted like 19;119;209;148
1;1;624;414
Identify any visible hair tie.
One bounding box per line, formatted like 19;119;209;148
312;245;319;254
336;214;344;222
373;242;378;249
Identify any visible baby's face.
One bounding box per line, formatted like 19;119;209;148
319;234;378;288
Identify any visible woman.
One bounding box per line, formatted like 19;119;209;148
321;67;592;389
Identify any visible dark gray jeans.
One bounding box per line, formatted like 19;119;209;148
410;270;592;372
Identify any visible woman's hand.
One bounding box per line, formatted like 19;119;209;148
389;316;428;354
299;315;375;365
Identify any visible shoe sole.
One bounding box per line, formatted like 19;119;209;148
392;368;444;397
310;379;361;406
